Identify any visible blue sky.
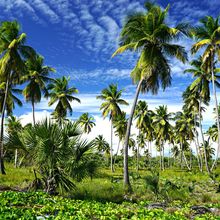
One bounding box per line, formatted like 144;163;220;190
1;0;220;151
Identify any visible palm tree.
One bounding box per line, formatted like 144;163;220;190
175;111;194;171
23;54;55;125
191;16;220;170
184;57;217;173
78;113;96;134
112;2;188;189
97;84;128;172
136;133;146;170
48;76;80;125
200;139;215;163
0;21;36;174
182;86;204;172
94;135;110;163
5;115;22;167
153;105;173;170
134;100;153;170
113;111;127;168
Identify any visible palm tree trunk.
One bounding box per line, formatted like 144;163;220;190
14;149;18;168
159;147;162;171
32;99;36;125
211;49;220;170
113;140;120;170
123;78;143;191
183;152;191;171
199;98;210;174
180;142;183;170
110;119;113;172
162;144;165;171
0;77;9;175
194;114;203;172
136;142;139;171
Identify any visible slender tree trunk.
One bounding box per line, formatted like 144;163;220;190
113;140;120;170
123;79;143;191
110;119;113;172
194;114;203;172
32;99;36;125
14;149;18;168
136;130;140;171
162;144;165;171
0;77;10;175
211;48;220;170
159;147;162;171
180;142;183;170
168;145;170;168
183;152;191;171
199;98;210;174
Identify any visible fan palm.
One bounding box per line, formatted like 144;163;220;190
6;119;97;193
97;84;128;172
78;113;96;134
0;21;36;174
23;54;55;125
112;2;188;189
191;16;220;170
48;76;80;125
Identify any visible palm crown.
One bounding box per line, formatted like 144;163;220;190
113;2;188;94
48;76;80;119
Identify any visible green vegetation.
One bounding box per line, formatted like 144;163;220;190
1;1;220;219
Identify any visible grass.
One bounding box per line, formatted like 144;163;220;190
0;163;34;189
0;163;220;207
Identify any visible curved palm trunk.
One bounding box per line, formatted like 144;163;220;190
123;79;143;191
32;99;36;125
199;98;210;174
211;49;220;170
110;119;113;172
0;77;9;175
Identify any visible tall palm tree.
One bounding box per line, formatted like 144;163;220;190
184;57;218;173
134;100;153;170
97;84;128;172
113;111;127;168
112;2;188;189
153;105;173;171
23;54;55;125
0;21;35;174
48;76;80;126
175;111;194;170
191;16;220;170
78;113;96;134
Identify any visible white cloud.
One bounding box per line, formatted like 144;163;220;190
19;110;52;126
